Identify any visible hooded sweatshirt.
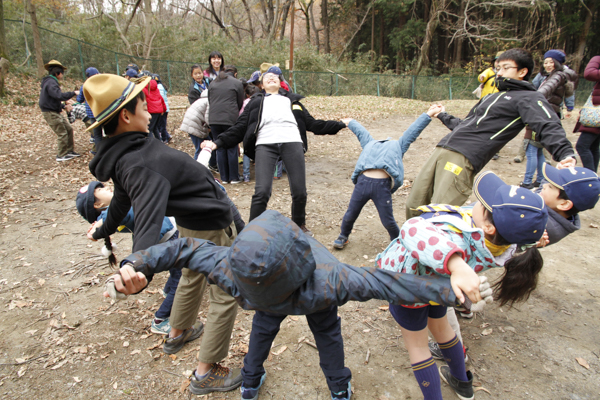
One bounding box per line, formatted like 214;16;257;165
121;210;461;314
436;77;575;173
39;75;76;113
89;132;232;252
534;185;580;244
143;80;166;114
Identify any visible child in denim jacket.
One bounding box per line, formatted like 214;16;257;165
333;105;442;249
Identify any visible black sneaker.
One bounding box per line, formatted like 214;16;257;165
189;363;243;395
163;321;204;354
439;365;474;400
428;341;468;362
68;151;81;157
56;154;76;162
519;181;535;189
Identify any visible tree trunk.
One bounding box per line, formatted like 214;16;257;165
573;2;597;73
395;11;406;74
452;0;465;69
414;0;446;76
25;0;44;78
309;1;320;52
279;0;292;41
0;0;7;59
379;12;384;57
370;6;375;53
321;0;330;53
241;0;255;43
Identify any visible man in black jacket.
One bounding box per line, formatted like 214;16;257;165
406;48;577;220
39;60;80;162
83;73;243;395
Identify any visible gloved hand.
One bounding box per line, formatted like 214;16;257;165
469;276;493;313
103;263;138;301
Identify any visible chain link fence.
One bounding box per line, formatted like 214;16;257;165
5;19;595;106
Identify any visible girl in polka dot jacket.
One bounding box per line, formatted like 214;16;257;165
377;171;548;400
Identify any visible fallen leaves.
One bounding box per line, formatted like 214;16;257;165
272;345;288;356
576;357;590;370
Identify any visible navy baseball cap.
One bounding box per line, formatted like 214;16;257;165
474;171;548;245
125;69;138;78
85;67;99;78
542;164;600;211
265;66;283;76
125;63;139;72
76;181;104;223
248;71;261;84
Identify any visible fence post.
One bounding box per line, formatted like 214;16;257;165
335;73;339;96
293;74;297;94
77;41;85;80
449;77;453;100
167;61;172;91
411;76;415;100
115;53;120;75
377;74;380;97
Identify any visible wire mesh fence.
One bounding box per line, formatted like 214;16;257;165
5;19;595;106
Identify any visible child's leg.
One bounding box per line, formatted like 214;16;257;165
243;154;251;180
370;178;400;240
274;157;283;179
306;305;352;395
535;147;545;185
339;175;371;238
523;142;539;185
155;267;182;320
241;311;286;388
149;113;161;140
189;135;203;160
428;314;468;382
389;305;443;400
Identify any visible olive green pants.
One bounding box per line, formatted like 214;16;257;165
42;111;74;157
170;223;238;364
405;147;476;220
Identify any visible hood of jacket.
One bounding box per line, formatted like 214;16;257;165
222;210;316;308
89;132;148;181
495;76;537;92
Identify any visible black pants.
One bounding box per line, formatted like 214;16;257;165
251;142;307;226
149;113;162;140
576;131;600;172
212;124;240;182
241;306;351;393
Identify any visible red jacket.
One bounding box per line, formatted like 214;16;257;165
143;80;166;114
584;56;600;106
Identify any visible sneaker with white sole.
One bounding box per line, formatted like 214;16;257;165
189;363;243;395
240;372;266;400
56;154;76;162
151;318;171;335
68;151;81;157
163;321;204;354
439;365;474;400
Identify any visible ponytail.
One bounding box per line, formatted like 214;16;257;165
493;247;543;306
102;237;118;267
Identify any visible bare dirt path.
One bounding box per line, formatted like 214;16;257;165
0;76;598;399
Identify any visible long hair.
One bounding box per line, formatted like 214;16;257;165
104;237;117;267
216;65;237;82
206;51;224;76
485;209;544;306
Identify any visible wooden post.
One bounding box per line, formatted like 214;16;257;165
289;1;295;88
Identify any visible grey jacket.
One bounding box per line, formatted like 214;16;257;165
180;91;210;138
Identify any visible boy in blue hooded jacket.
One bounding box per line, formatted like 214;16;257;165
333;105;443;249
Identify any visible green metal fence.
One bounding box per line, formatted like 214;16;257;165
5;19;595;106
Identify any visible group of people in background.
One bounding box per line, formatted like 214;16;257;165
34;47;600;400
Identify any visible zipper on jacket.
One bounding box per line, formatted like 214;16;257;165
476;92;505;125
537;100;552;118
489;117;522;140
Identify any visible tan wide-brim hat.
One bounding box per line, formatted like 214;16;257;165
260;62;280;74
83;74;151;132
44;60;67;71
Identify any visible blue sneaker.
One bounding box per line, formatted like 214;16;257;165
240;372;266;400
333;235;349;249
331;382;351;400
151;318;171;335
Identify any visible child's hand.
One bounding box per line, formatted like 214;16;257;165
427;104;445;118
103;263;147;299
448;254;482;304
86;220;103;241
341;118;353;126
536;230;549;248
557;156;576;169
74;90;80;96
201;141;217;150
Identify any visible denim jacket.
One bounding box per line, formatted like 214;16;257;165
349;113;431;193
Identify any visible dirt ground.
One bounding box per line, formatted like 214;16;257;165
0;75;599;400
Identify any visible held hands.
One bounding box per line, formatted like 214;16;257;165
86;219;103;241
557;156;576;170
64;104;73;113
448;254;482;304
341;118;353;126
427;103;445;118
200;141;217;151
74;90;80;96
536;230;550;248
103;263;148;300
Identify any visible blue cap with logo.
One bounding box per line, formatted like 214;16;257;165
248;71;261;84
542;164;600;212
76;181;104;224
125;69;138;78
474;171;548;245
265;66;283;76
85;67;99;78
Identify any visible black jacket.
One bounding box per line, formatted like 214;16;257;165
207;73;244;126
89;132;232;252
39;75;75;113
214;90;346;159
436;77;575;172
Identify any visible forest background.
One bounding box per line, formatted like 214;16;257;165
0;0;599;98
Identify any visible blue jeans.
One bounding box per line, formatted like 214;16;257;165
523;143;545;185
155;232;183;320
340;174;399;240
274;157;285;178
243;154;251;180
212;124;240;182
241;306;351;393
251;142;306;226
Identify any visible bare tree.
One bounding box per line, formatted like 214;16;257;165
321;0;331;53
0;0;7;59
25;0;45;78
414;0;448;76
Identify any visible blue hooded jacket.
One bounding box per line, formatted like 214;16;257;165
349;113;431;193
